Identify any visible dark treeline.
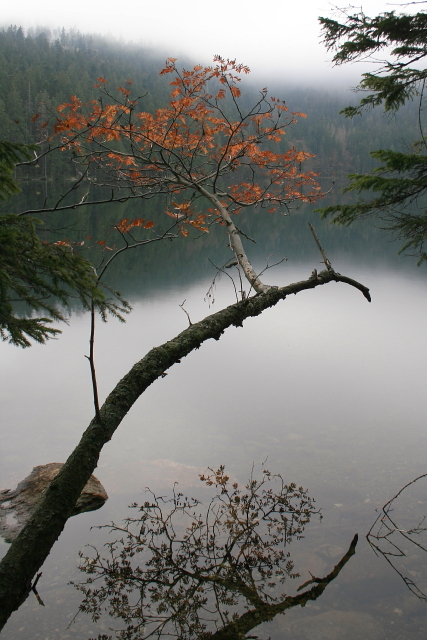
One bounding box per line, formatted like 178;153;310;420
265;86;421;189
0;25;171;139
0;26;177;181
0;25;421;189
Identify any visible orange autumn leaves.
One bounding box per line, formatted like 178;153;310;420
116;218;155;233
53;56;322;237
165;202;209;236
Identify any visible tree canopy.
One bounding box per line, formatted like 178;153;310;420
51;57;321;273
318;5;427;264
1;55;323;347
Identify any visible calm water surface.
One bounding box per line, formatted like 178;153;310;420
1;230;427;639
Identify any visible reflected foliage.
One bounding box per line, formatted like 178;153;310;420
73;467;357;640
74;467;318;639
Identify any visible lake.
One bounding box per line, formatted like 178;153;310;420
1;211;427;639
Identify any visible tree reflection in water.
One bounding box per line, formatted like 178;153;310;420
73;466;358;640
368;474;427;603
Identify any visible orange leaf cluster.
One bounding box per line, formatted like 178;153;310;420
116;218;155;233
165;202;210;235
51;56;323;230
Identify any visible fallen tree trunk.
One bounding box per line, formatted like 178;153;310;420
0;269;370;629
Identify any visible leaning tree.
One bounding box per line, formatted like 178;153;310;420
0;56;369;628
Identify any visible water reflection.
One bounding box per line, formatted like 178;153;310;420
72;467;352;640
1;224;427;638
368;473;427;603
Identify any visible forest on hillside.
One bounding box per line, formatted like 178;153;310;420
0;23;421;295
0;25;421;189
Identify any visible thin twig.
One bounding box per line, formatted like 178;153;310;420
179;300;193;326
85;300;101;423
367;473;427;602
308;223;371;301
246;255;288;298
31;572;45;606
235;225;256;243
84;224;182;423
308;223;333;272
206;258;239;304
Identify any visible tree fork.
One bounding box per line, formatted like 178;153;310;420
0;270;369;629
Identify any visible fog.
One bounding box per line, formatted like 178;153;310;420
1;0;409;87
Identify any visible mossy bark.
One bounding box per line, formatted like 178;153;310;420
0;271;369;629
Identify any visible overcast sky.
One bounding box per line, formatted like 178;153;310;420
2;0;408;87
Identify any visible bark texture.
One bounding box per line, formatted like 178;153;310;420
0;270;369;629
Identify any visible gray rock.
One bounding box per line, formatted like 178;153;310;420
0;463;108;543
